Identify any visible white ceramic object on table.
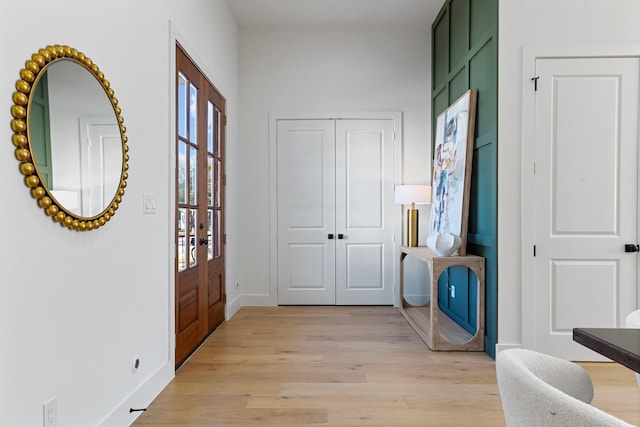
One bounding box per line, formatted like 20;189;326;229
426;233;462;256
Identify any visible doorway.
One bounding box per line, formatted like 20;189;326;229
523;52;640;360
175;45;226;366
275;117;397;305
79;117;121;215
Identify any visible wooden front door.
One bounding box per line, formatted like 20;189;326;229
175;45;226;367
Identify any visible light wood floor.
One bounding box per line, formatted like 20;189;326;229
134;306;640;426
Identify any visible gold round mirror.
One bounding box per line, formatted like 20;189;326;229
10;45;128;231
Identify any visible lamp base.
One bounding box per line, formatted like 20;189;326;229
407;209;419;247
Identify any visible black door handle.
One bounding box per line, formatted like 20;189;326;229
625;244;640;253
338;234;344;239
199;238;209;246
328;234;334;239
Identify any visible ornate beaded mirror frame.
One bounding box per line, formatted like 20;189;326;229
11;45;128;231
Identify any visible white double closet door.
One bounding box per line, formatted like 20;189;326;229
277;118;395;305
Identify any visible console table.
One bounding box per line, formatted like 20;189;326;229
399;246;485;351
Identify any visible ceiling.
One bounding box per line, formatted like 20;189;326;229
227;0;444;28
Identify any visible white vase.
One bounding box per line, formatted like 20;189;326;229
426;233;462;256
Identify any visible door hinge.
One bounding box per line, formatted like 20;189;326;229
224;115;227;127
223;234;227;245
223;293;227;303
224;174;227;186
531;76;540;91
533;245;536;257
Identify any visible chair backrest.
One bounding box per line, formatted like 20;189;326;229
496;348;636;427
625;310;640;386
625;309;640;328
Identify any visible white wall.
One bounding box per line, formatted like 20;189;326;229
498;0;640;349
237;27;432;304
0;1;238;426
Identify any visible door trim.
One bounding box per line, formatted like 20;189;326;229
521;45;640;351
260;112;403;307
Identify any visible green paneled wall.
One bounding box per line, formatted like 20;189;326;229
432;0;498;358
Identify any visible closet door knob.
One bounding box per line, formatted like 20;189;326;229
328;234;334;239
338;234;344;239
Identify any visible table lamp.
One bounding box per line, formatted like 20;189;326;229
394;184;432;247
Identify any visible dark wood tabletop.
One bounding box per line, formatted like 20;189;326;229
573;328;640;373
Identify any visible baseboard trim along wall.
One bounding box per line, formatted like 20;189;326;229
98;362;174;427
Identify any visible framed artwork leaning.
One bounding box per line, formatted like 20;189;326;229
429;89;477;256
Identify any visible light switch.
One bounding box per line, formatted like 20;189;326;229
143;193;156;214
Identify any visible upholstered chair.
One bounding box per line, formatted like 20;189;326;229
625;309;640;387
496;348;636;427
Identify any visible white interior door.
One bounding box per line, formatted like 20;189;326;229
335;119;394;305
277;118;395;305
80;117;122;216
532;56;640;360
277;120;336;305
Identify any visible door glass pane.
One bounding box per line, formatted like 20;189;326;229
178;73;187;139
207;209;213;261
215;107;222;156
207;156;213;207
189;209;197;267
214;159;221;208
177;208;187;271
207;101;214;153
189;146;197;205
189;84;198;144
189;83;198;144
178;142;187;204
214;210;221;259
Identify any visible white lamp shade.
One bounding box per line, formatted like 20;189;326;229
394;184;432;205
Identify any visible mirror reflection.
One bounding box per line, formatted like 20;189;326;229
30;60;123;217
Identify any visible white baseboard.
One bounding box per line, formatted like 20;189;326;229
98;361;174;427
226;294;242;319
495;343;523;355
402;294;430;306
241;294;277;306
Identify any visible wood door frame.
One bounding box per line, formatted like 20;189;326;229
264;112;403;307
168;25;229;368
521;44;640;352
174;44;226;367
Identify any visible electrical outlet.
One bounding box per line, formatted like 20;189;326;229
450;285;456;298
44;397;58;427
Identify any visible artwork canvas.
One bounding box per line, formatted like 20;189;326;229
429;89;477;256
